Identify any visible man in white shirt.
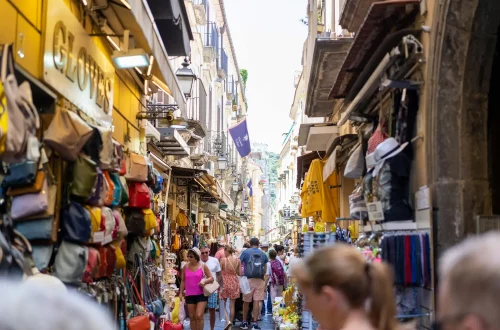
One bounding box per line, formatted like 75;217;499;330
201;246;222;330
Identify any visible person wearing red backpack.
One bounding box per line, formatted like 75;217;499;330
267;250;287;302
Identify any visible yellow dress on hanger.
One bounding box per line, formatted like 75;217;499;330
301;159;324;217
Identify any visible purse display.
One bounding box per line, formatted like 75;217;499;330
87;167;104;206
125;209;146;237
70;155;98;200
53;241;88;284
98;126;113;170
62;201;92;244
11;180;49;220
15;217;55;241
128;182;151;209
102;170;115;206
2;160;38;188
44;107;94;161
7;170;45;196
125;153;148;182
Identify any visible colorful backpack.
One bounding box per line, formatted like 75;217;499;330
270;259;286;286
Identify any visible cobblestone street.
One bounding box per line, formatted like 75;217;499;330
202;313;275;330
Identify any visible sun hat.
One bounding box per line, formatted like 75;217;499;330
189;247;201;258
372;138;408;176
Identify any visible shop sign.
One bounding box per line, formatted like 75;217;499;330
43;0;114;127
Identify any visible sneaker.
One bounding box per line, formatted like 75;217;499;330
252;323;261;330
241;322;249;330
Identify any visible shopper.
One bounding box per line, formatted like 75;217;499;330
200;245;222;330
240;237;269;330
436;232;500;330
220;245;242;330
215;240;227;260
179;247;214;330
292;244;397;330
268;249;287;302
275;245;286;264
287;247;300;278
260;242;272;316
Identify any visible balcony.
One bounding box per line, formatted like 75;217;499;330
226;75;236;101
339;0;377;33
203;22;219;63
217;49;228;79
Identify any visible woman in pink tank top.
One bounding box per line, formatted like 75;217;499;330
179;247;214;330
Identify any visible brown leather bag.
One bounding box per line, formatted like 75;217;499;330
44;107;93;161
125;153;148;182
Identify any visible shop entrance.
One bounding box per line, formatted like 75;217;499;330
428;0;500;253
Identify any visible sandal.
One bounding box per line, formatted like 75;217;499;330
224;322;232;330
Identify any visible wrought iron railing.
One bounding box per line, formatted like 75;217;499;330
204;22;219;57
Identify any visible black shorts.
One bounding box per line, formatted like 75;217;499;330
185;294;208;305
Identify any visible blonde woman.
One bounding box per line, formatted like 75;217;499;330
292;244;397;330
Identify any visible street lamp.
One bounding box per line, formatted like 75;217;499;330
176;57;197;97
218;156;227;170
232;180;239;192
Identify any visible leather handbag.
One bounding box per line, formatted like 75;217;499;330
96;245;116;278
128;315;150;330
111;139;125;174
32;244;54;271
87;167;104;206
11;180;49;220
102;170;115;206
344;143;365;178
98;127;113;170
7;170;45;196
110;172;122;207
15;217;55;241
0;44;39;162
114;209;128;238
44;107;94;161
85;206;102;243
82;127;102;165
101;207;117;242
3;160;38;188
53;241;88;284
113;240;126;269
201;265;219;296
21;182;57;220
62;201;92;244
82;247;100;284
143;209;157;231
129;182;151;209
146;157;155;186
70;155;98;200
125;153;148;182
119;176;129;206
152;168;163;194
125;209;146;236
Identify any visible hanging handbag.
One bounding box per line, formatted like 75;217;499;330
15;217;55;241
53;241;88;284
127;274;151;330
87;167;104;206
85;206;102;243
0;44;39;162
44;106;94;161
111;140;126;174
143;209;157;231
98;127;113;170
129;182;151;209
101;206;118;243
2;160;38;188
82;247;100;284
114;209;128;238
344;143;365;178
114;240;126;269
110;172;122;206
119;176;129;206
31;244;54;271
82;127;102;165
6;170;45;196
62;201;92;244
70;155;98;200
125;153;148;182
146;157;155;186
102;170;115;206
11;180;49;220
125;209;146;237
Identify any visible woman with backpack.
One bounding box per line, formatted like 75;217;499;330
268;249;287;302
220;245;242;330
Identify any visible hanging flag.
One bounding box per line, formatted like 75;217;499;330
247;179;253;197
229;117;251;157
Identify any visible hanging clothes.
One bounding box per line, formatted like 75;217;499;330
301;159;324;217
321;165;340;222
176;210;189;227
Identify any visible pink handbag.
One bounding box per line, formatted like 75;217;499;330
11;180;49;220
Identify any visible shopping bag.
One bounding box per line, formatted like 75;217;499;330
178;299;186;323
239;276;251;295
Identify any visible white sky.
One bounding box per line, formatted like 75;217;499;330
224;0;308;153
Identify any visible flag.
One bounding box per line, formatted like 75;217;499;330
229;117;251;157
247;179;253;197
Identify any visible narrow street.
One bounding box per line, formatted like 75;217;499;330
202;314;275;330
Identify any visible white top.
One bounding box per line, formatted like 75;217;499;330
267;258;285;276
287;256;300;276
203;256;221;280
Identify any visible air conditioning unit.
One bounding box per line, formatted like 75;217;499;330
145;121;161;143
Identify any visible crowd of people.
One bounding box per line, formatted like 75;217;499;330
178;237;295;330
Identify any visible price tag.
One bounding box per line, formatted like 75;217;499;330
102;234;113;245
93;231;105;243
367;201;385;221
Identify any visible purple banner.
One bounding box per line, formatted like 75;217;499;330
229;118;251;157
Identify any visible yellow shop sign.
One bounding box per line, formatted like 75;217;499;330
43;0;114;126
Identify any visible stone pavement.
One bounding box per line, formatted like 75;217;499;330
202;313;275;330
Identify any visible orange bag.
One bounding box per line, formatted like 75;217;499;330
103;170;115;206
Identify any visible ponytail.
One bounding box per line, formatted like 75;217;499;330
366;262;396;330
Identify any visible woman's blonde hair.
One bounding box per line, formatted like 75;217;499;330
293;244;396;330
224;245;235;254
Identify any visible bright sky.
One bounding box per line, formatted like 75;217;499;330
224;0;308;153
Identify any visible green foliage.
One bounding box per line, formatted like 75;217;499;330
240;69;248;88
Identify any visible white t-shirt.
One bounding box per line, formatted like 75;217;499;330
203;256;221;280
266;258;285;275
